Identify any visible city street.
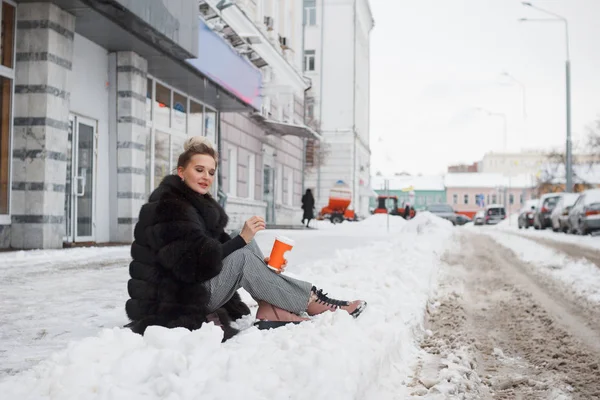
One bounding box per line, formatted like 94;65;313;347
412;228;600;399
3;214;600;399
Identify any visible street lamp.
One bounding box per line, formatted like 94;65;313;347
501;71;527;119
520;1;573;193
476;108;508;151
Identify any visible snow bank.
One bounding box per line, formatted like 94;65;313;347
401;212;453;235
0;216;454;400
356;213;407;228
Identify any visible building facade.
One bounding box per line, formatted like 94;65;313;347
302;0;374;218
444;173;535;218
200;0;319;230
479;151;597;176
447;162;479;173
371;175;446;211
0;0;274;249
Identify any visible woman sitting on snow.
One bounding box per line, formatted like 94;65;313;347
125;136;366;341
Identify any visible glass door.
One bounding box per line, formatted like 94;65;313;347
263;165;275;224
64;115;96;243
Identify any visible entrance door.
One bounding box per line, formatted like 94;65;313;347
263;165;275;224
64;115;97;243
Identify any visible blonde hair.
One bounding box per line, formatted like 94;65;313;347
177;136;219;168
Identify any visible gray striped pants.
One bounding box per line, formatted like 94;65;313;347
204;236;313;314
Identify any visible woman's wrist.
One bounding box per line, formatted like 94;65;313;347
239;232;251;244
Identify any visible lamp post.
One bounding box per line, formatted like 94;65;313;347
520;2;573;193
501;71;527;119
477;108;508;151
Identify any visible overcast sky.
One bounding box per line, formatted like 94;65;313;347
368;0;600;176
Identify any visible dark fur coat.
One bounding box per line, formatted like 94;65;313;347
125;175;250;341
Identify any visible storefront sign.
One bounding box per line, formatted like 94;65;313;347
187;18;262;110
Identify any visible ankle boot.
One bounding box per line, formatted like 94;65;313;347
306;286;367;318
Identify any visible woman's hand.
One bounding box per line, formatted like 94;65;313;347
264;256;287;274
240;216;266;244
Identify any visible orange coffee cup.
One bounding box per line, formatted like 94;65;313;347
267;236;295;271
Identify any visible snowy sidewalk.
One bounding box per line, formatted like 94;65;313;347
0;214;455;400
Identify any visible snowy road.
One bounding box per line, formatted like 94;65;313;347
412;231;600;399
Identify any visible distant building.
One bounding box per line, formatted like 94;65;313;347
479;151;597;176
370;175;446;211
447;163;479;173
444;173;535;218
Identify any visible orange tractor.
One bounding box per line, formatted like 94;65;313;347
373;195;416;219
318;181;356;224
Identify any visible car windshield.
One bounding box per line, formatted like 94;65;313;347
428;204;453;213
544;196;560;208
487;208;505;216
476;211;484;217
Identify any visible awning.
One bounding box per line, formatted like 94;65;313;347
40;0;254;113
262;120;323;141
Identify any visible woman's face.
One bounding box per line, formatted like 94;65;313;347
178;154;216;195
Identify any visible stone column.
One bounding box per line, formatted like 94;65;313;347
115;52;148;242
11;3;75;249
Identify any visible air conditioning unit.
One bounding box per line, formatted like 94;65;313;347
264;16;274;30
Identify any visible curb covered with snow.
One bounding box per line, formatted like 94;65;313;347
0;214;455;400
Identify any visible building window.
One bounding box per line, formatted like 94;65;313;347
228;147;237;197
306;103;314;120
276;165;283;203
303;0;316;26
452;194;457;205
0;0;15;216
287;168;294;206
492;194;497;204
304;50;315;71
509;194;514;205
520;193;524;204
464;194;468;205
248;154;255;200
147;76;218;191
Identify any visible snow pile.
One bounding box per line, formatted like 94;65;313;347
401;212;453;235
356;213;407;229
0;216;455;400
487;232;600;304
496;212;519;228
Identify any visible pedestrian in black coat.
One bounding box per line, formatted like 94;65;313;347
301;189;315;227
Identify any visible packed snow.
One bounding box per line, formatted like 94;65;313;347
485;231;600;304
0;213;454;400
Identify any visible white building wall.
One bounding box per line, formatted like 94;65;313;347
303;0;374;217
320;2;354;132
69;34;110;242
216;0;308;227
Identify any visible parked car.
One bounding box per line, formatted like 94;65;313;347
567;189;600;235
533;193;562;230
484;204;506;225
518;199;538;229
550;193;580;233
425;203;461;225
474;210;485;226
455;214;472;226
